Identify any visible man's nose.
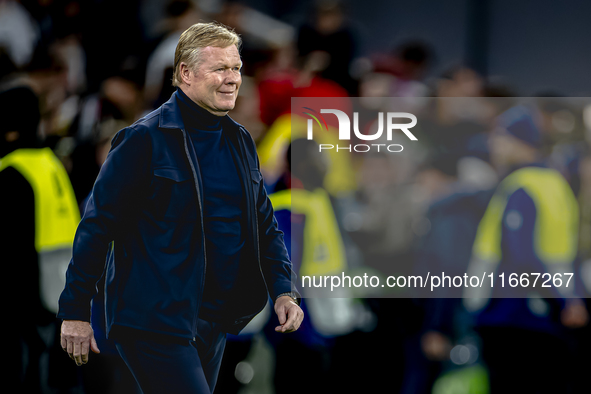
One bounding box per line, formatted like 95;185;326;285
225;71;240;84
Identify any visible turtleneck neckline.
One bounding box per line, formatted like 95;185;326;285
176;87;223;131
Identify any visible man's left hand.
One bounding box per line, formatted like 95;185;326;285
274;296;304;333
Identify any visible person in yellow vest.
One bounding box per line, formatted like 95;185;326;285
264;138;367;394
464;105;588;393
1;86;80;391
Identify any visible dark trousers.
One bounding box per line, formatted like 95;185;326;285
111;319;227;394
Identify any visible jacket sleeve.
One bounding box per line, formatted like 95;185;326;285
57;126;151;321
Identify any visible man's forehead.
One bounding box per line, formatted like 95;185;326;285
200;45;242;63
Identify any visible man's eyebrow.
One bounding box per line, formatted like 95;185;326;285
211;61;243;69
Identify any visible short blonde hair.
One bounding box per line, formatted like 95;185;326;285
172;22;242;87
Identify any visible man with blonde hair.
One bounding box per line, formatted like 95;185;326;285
58;22;303;393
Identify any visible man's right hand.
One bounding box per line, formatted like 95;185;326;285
60;320;100;366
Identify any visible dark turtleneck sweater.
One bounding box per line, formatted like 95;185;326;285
176;88;246;322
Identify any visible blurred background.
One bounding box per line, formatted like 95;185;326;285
4;0;591;393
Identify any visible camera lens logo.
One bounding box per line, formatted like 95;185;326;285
302;107;328;139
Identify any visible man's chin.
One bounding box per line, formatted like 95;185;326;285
215;102;236;112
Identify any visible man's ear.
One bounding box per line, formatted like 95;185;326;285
179;62;193;86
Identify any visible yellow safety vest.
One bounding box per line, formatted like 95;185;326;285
0;148;80;312
269;187;347;277
271;187;361;336
472;166;579;266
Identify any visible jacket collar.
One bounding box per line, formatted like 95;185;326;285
158;89;245;132
158;89;185;130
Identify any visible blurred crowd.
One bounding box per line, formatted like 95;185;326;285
3;0;591;393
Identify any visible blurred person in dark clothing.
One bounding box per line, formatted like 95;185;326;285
78;0;145;93
464;105;589;393
57;22;302;394
296;0;358;94
1;44;71;143
418;73;500;162
410;153;494;394
16;0;88;97
369;40;434;98
68;66;144;206
144;0;202;110
265;138;357;394
1;85;81;392
18;0;85;48
70;65;145;143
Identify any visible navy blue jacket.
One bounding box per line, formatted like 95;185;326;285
57;91;296;337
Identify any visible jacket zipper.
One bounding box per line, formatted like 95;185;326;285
182;124;266;329
236;128;267;295
180;128;207;334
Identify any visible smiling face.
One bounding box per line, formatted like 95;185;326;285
179;44;242;116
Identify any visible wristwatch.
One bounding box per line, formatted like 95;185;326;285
276;291;300;305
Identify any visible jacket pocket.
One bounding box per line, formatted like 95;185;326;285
149;167;197;221
251;168;263;183
154;167;191;183
251;169;263;201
